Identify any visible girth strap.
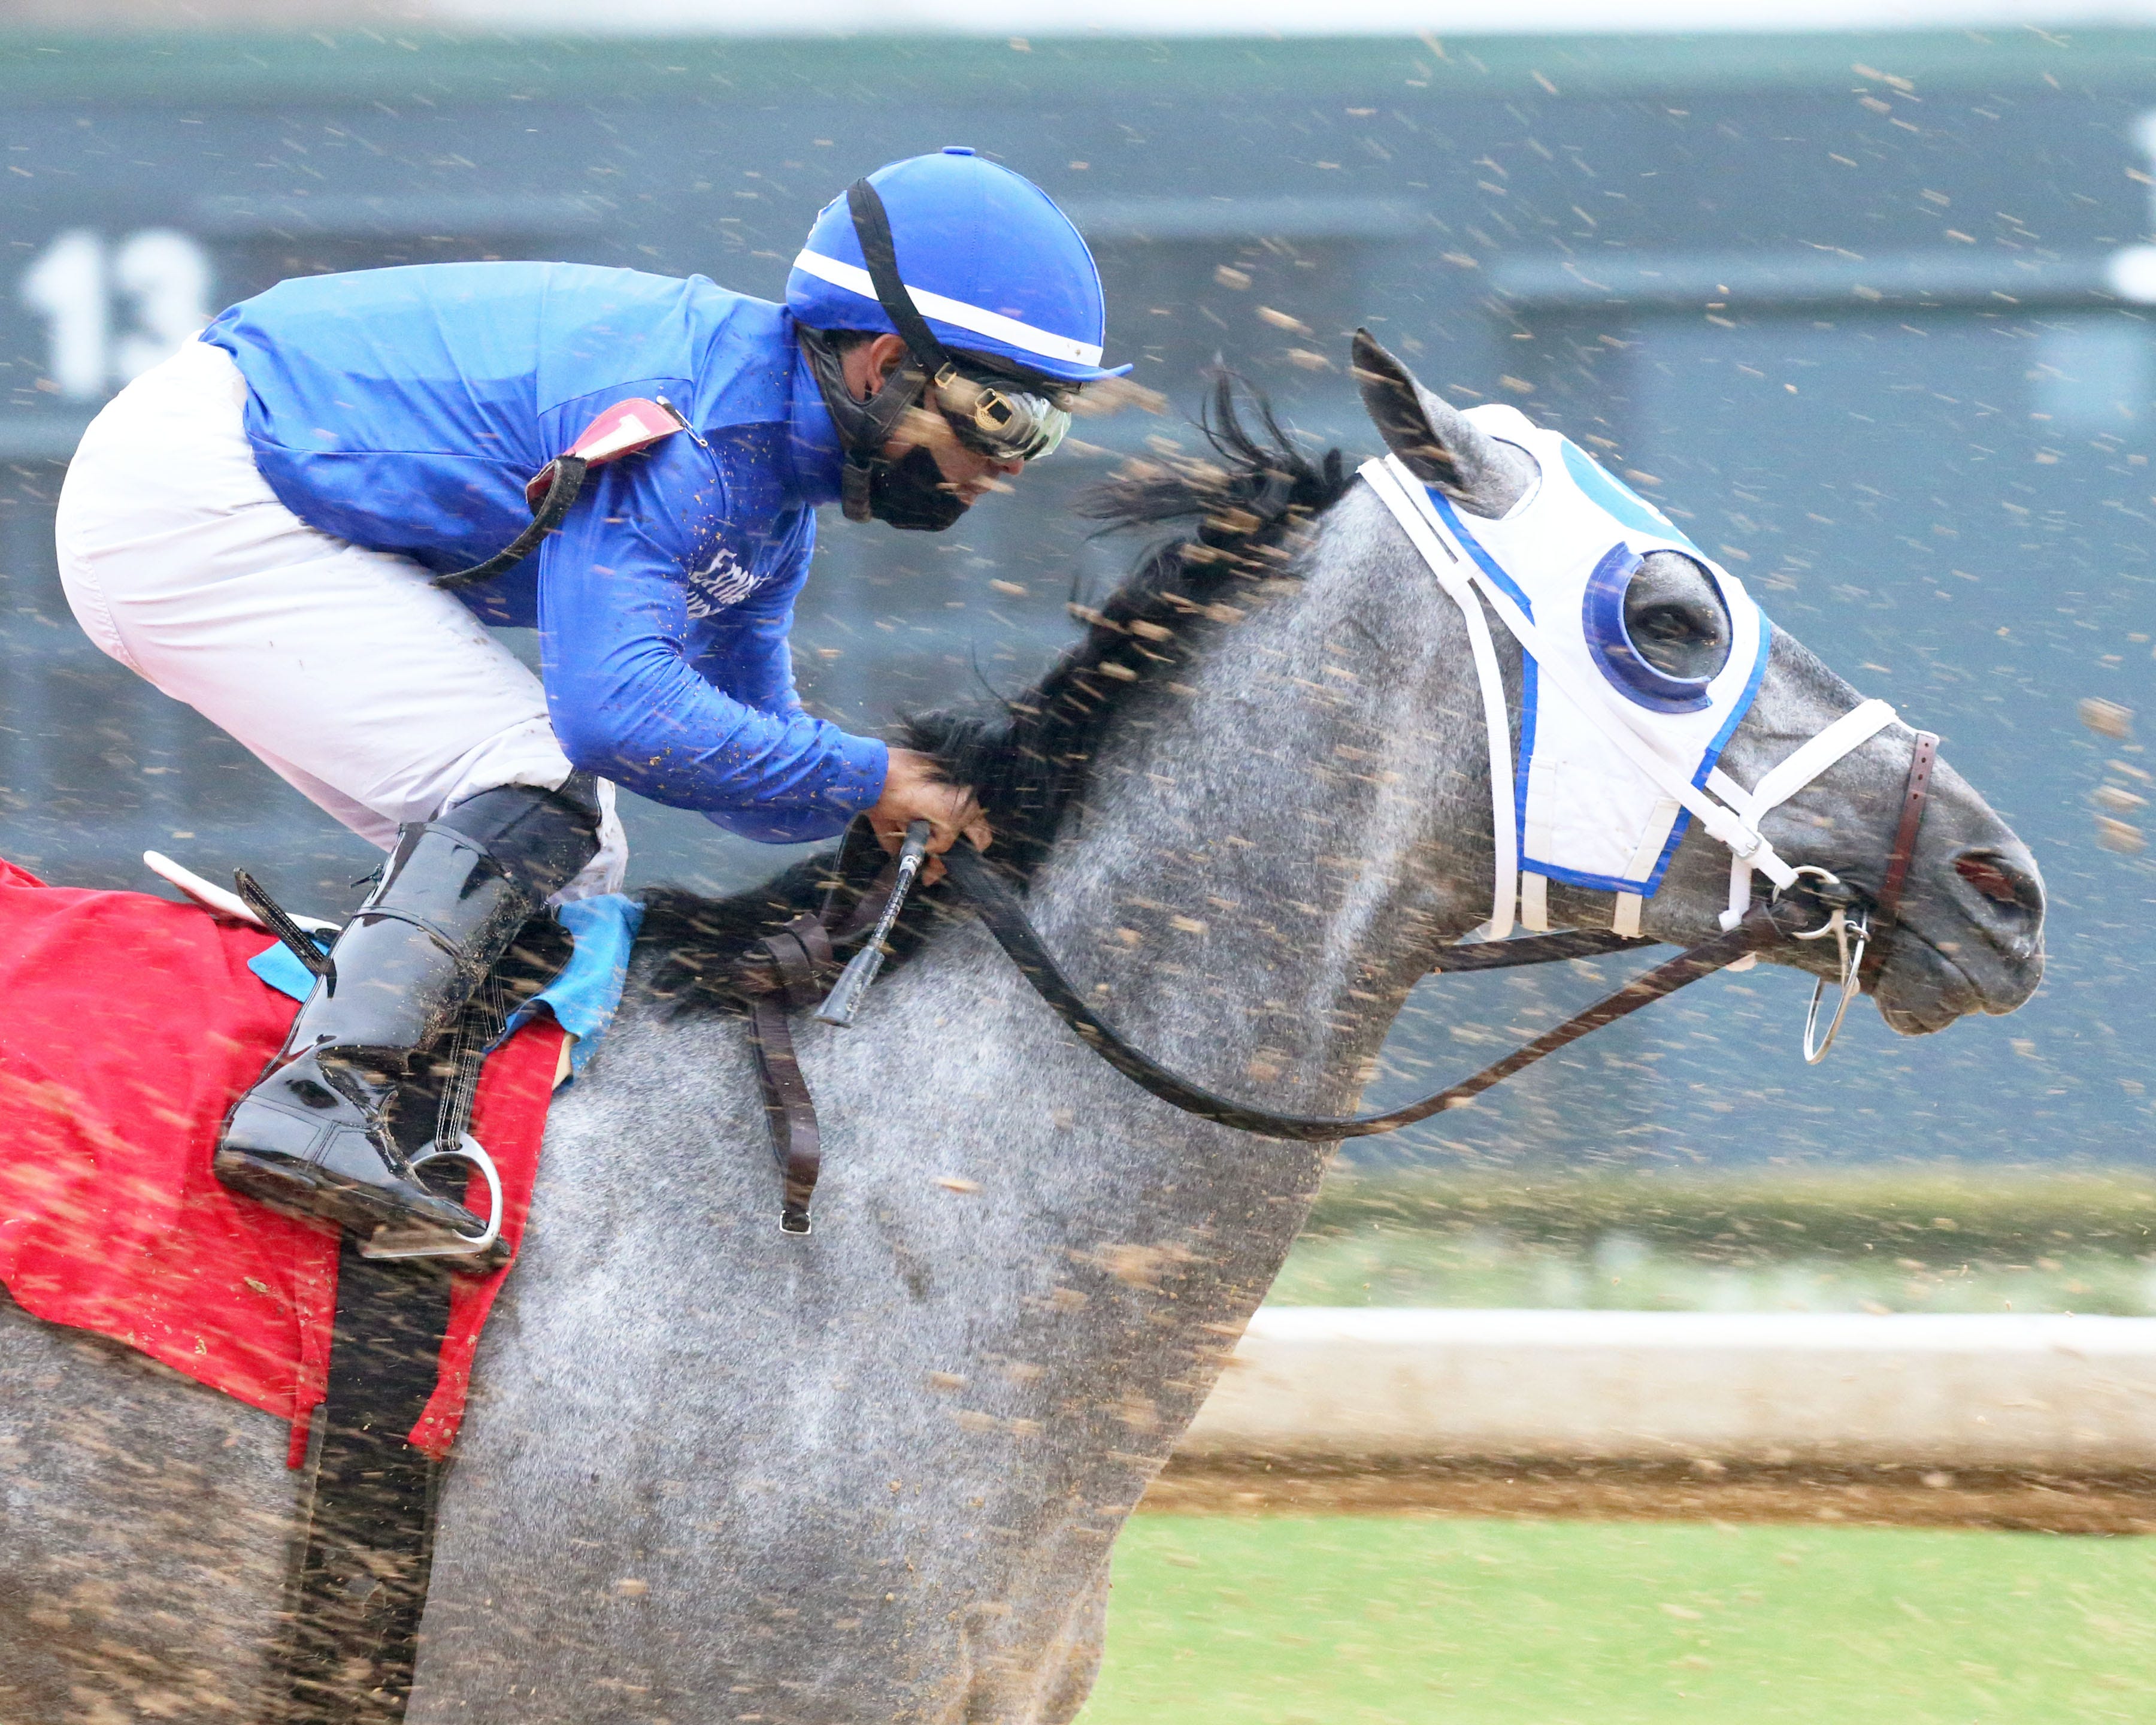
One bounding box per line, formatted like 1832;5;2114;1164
274;1244;450;1725
265;947;552;1724
940;842;1782;1142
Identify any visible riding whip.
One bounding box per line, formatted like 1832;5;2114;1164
814;819;932;1028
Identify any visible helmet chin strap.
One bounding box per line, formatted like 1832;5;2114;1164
800;178;973;528
844;177;964;384
797;328;929;524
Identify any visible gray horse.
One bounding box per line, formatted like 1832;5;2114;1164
0;335;2043;1724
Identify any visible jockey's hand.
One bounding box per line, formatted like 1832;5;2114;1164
870;747;992;881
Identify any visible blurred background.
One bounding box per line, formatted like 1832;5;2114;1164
6;5;2156;1240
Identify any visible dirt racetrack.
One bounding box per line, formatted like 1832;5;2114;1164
1145;1456;2156;1535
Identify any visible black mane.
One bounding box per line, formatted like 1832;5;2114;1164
634;377;1355;1015
907;377;1351;877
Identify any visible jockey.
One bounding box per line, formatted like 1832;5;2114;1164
53;147;1122;1253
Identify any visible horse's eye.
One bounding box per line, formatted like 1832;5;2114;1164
1586;547;1731;712
1632;604;1698;648
1623;557;1730;683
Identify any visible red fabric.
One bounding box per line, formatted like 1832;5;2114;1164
0;861;561;1462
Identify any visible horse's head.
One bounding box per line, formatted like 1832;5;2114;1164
1353;331;2043;1036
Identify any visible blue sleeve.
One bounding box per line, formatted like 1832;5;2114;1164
534;443;888;843
680;531;870;843
688;531;809;722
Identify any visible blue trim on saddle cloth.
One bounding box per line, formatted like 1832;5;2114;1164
505;895;645;1078
247;941;328;1001
246;893;646;1081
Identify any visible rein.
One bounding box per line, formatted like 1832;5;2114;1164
923;714;1934;1146
735;458;1945;1224
940;843;1779;1142
932;716;1937;1145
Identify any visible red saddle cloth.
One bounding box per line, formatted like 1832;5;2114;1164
0;857;562;1462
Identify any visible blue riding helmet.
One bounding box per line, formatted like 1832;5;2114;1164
786;146;1128;387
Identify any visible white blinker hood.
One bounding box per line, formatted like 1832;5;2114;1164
1433;408;1767;903
1361;403;1898;942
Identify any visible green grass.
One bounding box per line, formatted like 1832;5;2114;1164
1304;1168;2156;1263
1084;1516;2156;1724
1270;1169;2156;1314
1270;1228;2156;1314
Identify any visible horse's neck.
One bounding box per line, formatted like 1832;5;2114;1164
474;521;1492;1582
1014;561;1482;1116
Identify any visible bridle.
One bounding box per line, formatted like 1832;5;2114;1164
1779;726;1937;1063
743;462;1944;1230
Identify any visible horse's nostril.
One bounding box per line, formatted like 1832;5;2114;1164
1954;850;2040;918
1955;855;2017;903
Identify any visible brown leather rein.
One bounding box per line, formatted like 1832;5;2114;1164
739;730;1939;1232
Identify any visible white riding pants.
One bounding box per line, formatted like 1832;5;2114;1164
53;339;628;898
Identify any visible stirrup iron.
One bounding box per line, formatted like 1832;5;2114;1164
356;1134;504;1261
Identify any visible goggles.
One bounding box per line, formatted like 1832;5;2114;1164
929;363;1071;464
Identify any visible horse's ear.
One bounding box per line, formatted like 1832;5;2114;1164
1350;328;1533;516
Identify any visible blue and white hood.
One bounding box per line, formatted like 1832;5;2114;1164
1423;406;1771;901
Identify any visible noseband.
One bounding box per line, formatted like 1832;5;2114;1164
1782;727;1938;1063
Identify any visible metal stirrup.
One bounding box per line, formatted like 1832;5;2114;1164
355;975;511;1261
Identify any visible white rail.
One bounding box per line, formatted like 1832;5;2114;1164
1179;1308;2156;1470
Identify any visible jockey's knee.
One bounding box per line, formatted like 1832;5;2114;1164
438;773;605;901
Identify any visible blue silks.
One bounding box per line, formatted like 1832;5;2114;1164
204;264;885;845
247;894;644;1081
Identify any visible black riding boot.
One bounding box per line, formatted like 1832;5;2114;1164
214;776;604;1249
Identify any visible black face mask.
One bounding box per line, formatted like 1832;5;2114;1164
801;328;968;533
843;443;969;532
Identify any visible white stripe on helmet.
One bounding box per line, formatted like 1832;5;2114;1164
790;248;1103;370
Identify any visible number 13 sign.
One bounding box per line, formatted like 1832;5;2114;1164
20;228;215;403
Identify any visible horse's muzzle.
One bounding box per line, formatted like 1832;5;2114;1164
1872;839;2044;1034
